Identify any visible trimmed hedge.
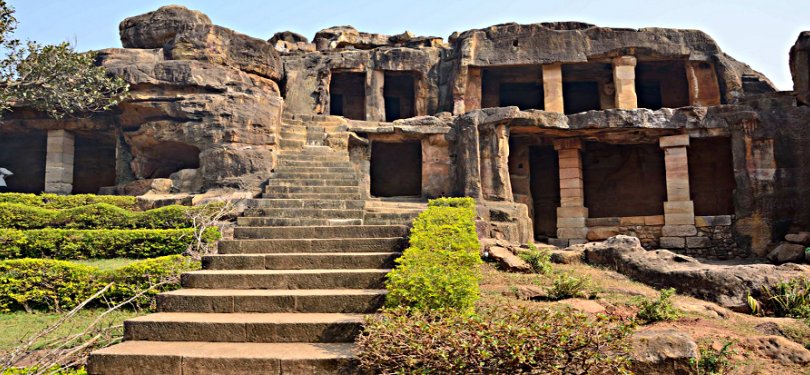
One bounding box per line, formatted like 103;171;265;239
0;256;200;312
0;228;220;260
0;202;194;229
385;197;481;313
0;193;136;210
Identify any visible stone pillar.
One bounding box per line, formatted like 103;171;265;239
659;134;697;249
553;138;588;246
463;67;482;114
421;134;452;198
686;61;721;107
44;130;74;194
542;63;564;114
612;56;638;109
366;69;385;122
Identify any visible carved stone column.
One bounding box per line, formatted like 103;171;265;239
44;129;74;194
366;69;385;121
659;134;697;248
553;138;588;246
613;56;638;109
542;63;564;113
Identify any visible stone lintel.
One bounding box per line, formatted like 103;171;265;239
659;134;690;148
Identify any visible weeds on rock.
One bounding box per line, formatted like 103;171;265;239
518;243;552;274
636;288;681;324
545;272;591;300
690;340;736;375
748;277;810;321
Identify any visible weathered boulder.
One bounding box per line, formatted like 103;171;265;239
629;329;697;375
767;243;807;264
486;245;532;273
785;232;810;246
582;236;810;311
119;5;211;49
269;31;315;53
790;31;810;105
550;249;584;264
744;336;810;367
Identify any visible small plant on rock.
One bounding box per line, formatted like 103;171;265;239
518;243;553;274
546;272;590;300
749;277;810;320
636;288;681;324
690;340;736;375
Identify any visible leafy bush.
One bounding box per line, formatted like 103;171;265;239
518;243;553;274
0;202;195;229
750;278;810;319
357;307;633;374
545;272;590;300
0;193;136;210
690;340;735;375
385;197;482;313
0;227;220;260
636;288;681;323
0;256;199;312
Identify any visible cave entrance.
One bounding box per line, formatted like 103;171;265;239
688;137;735;216
384;71;416;121
529;144;561;241
562;62;612;114
370;141;422;197
636;60;689;110
481;65;544;110
131;141;200;179
582;142;667;218
72;132;117;194
0;131;47;193
329;71;366;120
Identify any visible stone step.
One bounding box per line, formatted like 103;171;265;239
202;252;401;270
260;192;362;200
237;217;363;227
264;186;360;195
276;154;350;162
270;171;358;180
247;199;365;210
218;238;405;254
182;269;390;289
124;312;364;343
278;139;305;149
157;288;387;313
266;179;359;187
271;166;356;174
88;341;358;375
364;211;421;221
233;225;408;239
242;208;364;219
275;160;355;168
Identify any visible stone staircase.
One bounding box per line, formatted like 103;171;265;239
88;118;409;374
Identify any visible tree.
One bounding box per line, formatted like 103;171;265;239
0;1;128;119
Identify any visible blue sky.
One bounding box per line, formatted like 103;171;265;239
9;0;809;90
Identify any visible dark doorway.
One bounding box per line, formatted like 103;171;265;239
72;132;116;194
383;72;415;121
481;65;544;110
688;137;735;216
583;142;667;217
371;141;422;197
529;145;560;240
562;62;612;114
0;131;46;193
329;72;366;120
636;60;689;110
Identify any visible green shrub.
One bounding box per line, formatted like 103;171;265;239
0;193;136;210
385;198;481;313
357;307;633;374
690;340;735;375
518;243;552;274
545;272;590;300
0;227;220;260
0;202;195;230
636;288;681;323
2;367;87;375
753;278;810;319
0;256;199;312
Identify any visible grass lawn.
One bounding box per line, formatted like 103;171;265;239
0;309;142;352
71;258;140;271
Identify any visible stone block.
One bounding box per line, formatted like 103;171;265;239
560;197;584;207
553;138;582;150
548;238;570;248
586;217;621;226
667;187;691;202
660;237;685;249
557;227;589;239
559;177;583;189
644;215;665;226
557;217;586;228
587;226;620;241
695;215;733;227
559;167;582;180
665;213;695;225
620;216;647;225
568;238;588;246
686;236;711;248
560;188;583;198
558;156;581;169
662;225;697;237
660;135;690;148
44;182;72;195
664;201;694;215
557;206;588;218
557;149;580;159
